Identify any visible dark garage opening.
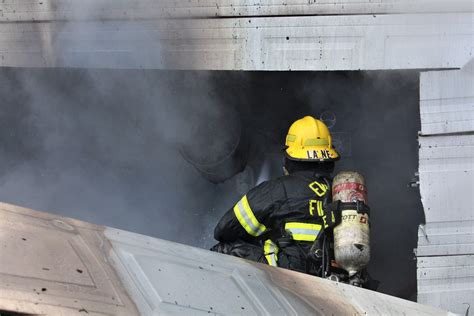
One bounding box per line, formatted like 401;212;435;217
0;68;422;300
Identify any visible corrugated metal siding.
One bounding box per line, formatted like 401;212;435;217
146;0;474;18
420;63;474;135
0;0;472;20
417;60;474;315
418;255;474;314
0;12;472;70
418;134;474;223
417;220;474;257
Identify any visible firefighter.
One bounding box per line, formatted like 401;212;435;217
211;116;341;275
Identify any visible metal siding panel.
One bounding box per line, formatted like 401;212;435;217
417;221;474;256
418;255;474;315
110;240;300;314
0;13;472;70
417;65;474;315
0;201;453;315
419;134;474;223
104;227;452;316
420;63;474;135
104;228;326;315
1;0;473;20
0;203;140;315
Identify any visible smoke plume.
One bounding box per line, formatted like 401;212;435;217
0;1;423;299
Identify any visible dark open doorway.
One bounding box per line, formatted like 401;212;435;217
0;68;422;300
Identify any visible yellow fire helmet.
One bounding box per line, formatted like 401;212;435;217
285;116;340;161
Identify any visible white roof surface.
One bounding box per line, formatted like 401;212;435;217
0;201;454;315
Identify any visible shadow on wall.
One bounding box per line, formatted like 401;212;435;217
0;68;422;301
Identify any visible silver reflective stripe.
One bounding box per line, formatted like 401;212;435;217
236;200;265;236
287;228;320;237
264;240;278;267
267;255;277;266
268;242;277;253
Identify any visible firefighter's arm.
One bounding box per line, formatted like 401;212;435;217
214;180;285;242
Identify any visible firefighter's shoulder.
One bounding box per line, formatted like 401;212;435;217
246;177;288;206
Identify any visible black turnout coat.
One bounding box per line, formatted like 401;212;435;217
212;170;333;274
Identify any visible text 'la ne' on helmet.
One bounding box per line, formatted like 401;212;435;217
285;116;340;162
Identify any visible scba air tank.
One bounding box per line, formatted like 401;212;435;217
332;171;370;276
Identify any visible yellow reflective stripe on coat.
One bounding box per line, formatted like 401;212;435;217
233;195;267;237
264;239;279;267
285;222;322;242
